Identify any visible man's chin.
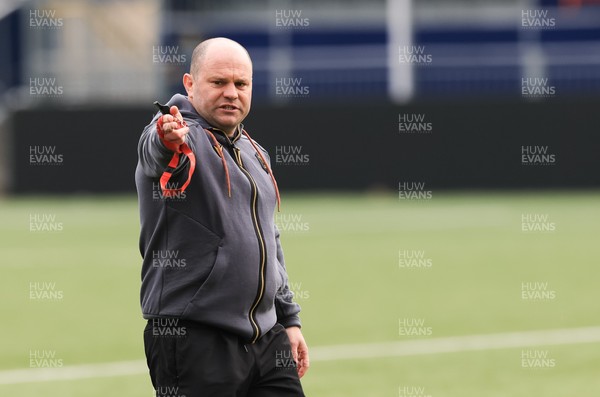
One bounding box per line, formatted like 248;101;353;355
212;117;242;132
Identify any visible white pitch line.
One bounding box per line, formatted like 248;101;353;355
311;325;600;361
1;326;600;385
0;360;146;386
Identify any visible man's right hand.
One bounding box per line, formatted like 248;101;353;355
156;105;189;153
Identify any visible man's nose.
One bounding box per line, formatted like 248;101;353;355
223;82;238;99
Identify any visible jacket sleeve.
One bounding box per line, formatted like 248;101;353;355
274;224;302;328
137;117;191;178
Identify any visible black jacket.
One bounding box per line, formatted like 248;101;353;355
135;94;301;343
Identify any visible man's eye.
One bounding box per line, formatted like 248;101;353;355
236;82;247;87
213;81;223;85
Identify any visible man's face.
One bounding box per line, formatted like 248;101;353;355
184;44;252;136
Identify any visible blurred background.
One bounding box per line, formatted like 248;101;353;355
2;0;600;193
1;0;599;396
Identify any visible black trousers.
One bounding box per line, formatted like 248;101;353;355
144;319;305;397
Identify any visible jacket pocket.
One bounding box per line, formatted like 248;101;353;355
158;206;222;315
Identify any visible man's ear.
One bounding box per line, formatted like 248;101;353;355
183;73;194;97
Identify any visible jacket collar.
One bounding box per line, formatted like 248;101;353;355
209;125;243;147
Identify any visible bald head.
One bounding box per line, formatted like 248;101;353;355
190;37;252;77
183;37;253;136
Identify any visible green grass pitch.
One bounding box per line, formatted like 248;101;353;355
0;192;599;396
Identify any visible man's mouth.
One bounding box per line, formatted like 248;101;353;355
220;104;238;111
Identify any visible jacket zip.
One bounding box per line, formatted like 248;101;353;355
232;146;267;343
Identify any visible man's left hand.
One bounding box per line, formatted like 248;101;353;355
285;326;309;378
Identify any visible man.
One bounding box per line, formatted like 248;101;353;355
136;37;309;396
